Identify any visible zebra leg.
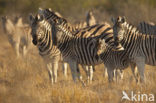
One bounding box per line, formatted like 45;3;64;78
81;65;89;82
135;57;145;83
103;66;108;78
68;61;78;82
47;63;54;84
15;43;20;58
69;62;85;85
107;67;114;82
62;62;68;78
119;69;124;80
88;66;93;83
114;69;124;82
81;65;94;83
52;62;58;83
113;69;116;81
130;63;139;83
76;65;85;85
22;45;27;56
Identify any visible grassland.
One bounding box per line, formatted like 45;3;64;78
0;28;155;103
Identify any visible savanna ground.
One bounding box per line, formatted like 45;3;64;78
0;28;156;103
0;0;156;103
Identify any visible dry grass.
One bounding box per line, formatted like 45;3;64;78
0;30;156;103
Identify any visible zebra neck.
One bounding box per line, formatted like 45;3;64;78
38;31;51;52
121;24;141;53
58;31;75;44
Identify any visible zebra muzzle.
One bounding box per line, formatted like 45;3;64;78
32;39;37;45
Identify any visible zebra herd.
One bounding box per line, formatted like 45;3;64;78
1;8;156;85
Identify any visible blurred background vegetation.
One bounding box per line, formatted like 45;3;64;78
0;0;156;25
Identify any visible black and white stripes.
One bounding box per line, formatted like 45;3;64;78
36;8;123;83
138;21;156;35
112;16;156;83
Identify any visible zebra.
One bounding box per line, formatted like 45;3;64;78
36;8;124;83
112;16;156;83
138;21;156;35
96;38;135;82
1;16;32;57
71;10;97;82
58;9;97;81
29;10;97;84
52;9;97;82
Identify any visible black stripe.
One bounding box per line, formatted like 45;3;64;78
91;25;104;36
87;24;99;32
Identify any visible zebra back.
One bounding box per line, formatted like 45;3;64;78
138;21;156;35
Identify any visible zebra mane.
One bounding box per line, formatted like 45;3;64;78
57;23;73;37
39;19;51;31
139;21;155;26
122;21;156;37
124;22;139;34
40;9;75;33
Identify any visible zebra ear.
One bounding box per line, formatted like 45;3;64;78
97;39;108;55
38;7;44;15
100;39;106;44
48;8;52;12
1;16;8;21
111;17;116;24
29;14;35;26
29;14;35;23
15;17;23;27
37;14;43;21
121;16;126;23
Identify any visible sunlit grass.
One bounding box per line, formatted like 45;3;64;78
0;31;155;103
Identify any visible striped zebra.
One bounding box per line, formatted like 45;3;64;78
1;16;32;57
29;10;97;84
36;8;124;83
112;16;156;83
96;39;134;82
52;9;97;82
138;21;156;35
58;9;97;81
72;10;97;82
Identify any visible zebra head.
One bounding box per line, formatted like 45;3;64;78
96;38;124;56
112;16;126;44
1;16;15;34
29;14;46;45
96;39;108;55
86;10;96;26
38;8;70;46
38;8;66;24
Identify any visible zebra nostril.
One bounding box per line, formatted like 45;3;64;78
32;39;37;45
